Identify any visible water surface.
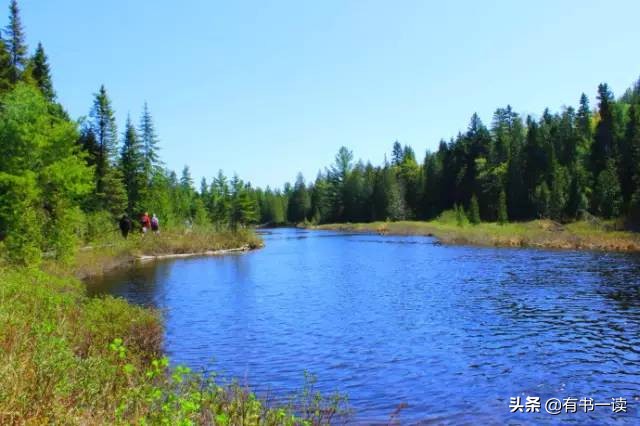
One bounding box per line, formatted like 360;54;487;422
89;228;640;424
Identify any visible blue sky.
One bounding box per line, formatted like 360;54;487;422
20;0;640;188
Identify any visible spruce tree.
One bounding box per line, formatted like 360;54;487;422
139;102;160;179
211;170;230;229
591;84;616;177
0;39;12;93
626;104;640;224
287;173;310;223
229;175;257;231
29;42;54;101
5;0;27;83
391;141;403;165
87;85;123;213
180;165;194;190
120;115;145;215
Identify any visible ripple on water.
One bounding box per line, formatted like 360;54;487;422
88;229;640;423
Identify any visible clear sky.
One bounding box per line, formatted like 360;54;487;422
20;0;640;189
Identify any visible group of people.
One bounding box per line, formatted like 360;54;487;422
118;212;160;238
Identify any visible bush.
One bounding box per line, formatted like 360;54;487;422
83;210;117;243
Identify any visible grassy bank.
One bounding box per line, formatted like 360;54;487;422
55;227;264;280
1;229;348;425
311;218;640;252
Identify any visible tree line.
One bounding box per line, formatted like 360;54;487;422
264;80;640;227
0;1;258;265
1;0;640;266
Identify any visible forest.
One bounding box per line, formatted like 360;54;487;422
262;82;640;228
0;1;261;267
2;0;640;269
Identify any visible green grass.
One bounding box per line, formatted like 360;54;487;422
47;226;264;280
313;214;640;252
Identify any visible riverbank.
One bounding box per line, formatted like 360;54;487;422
310;219;640;252
57;228;263;281
1;228;346;424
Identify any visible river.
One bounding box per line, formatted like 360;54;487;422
88;228;640;424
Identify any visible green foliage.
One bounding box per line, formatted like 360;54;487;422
0;171;41;264
287;173;310;223
468;194;481;225
593;159;623;219
4;0;26;83
0;39;12;94
120;115;145;216
28;42;54;101
0;84;91;264
85;85;126;216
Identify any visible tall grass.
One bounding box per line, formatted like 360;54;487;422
313;212;640;252
44;226;263;280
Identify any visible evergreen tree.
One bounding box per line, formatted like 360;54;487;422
86;85;125;214
391;141;403;165
180;165;194;191
593;159;622;219
120;115;145;215
229;175;257;231
139;102;161;179
29;42;55;101
591;83;616;176
5;0;27;83
625;104;640;223
200;177;209;199
287;173;310;223
619;103;640;206
211;170;230;229
0;39;12;93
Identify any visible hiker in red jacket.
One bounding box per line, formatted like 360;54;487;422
141;212;151;234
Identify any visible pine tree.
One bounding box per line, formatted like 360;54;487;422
591;84;616;177
200;177;209;198
120;115;145;215
29;42;54;101
625;104;640;224
618;103;640;207
180;165;194;190
287;173;310;223
5;0;27;83
139;102;160;180
211;170;230;229
86;85;123;213
391;141;403;165
229;175;257;231
0;39;12;93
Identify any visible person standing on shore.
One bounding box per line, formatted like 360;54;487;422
151;214;160;234
140;212;151;234
119;214;132;238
